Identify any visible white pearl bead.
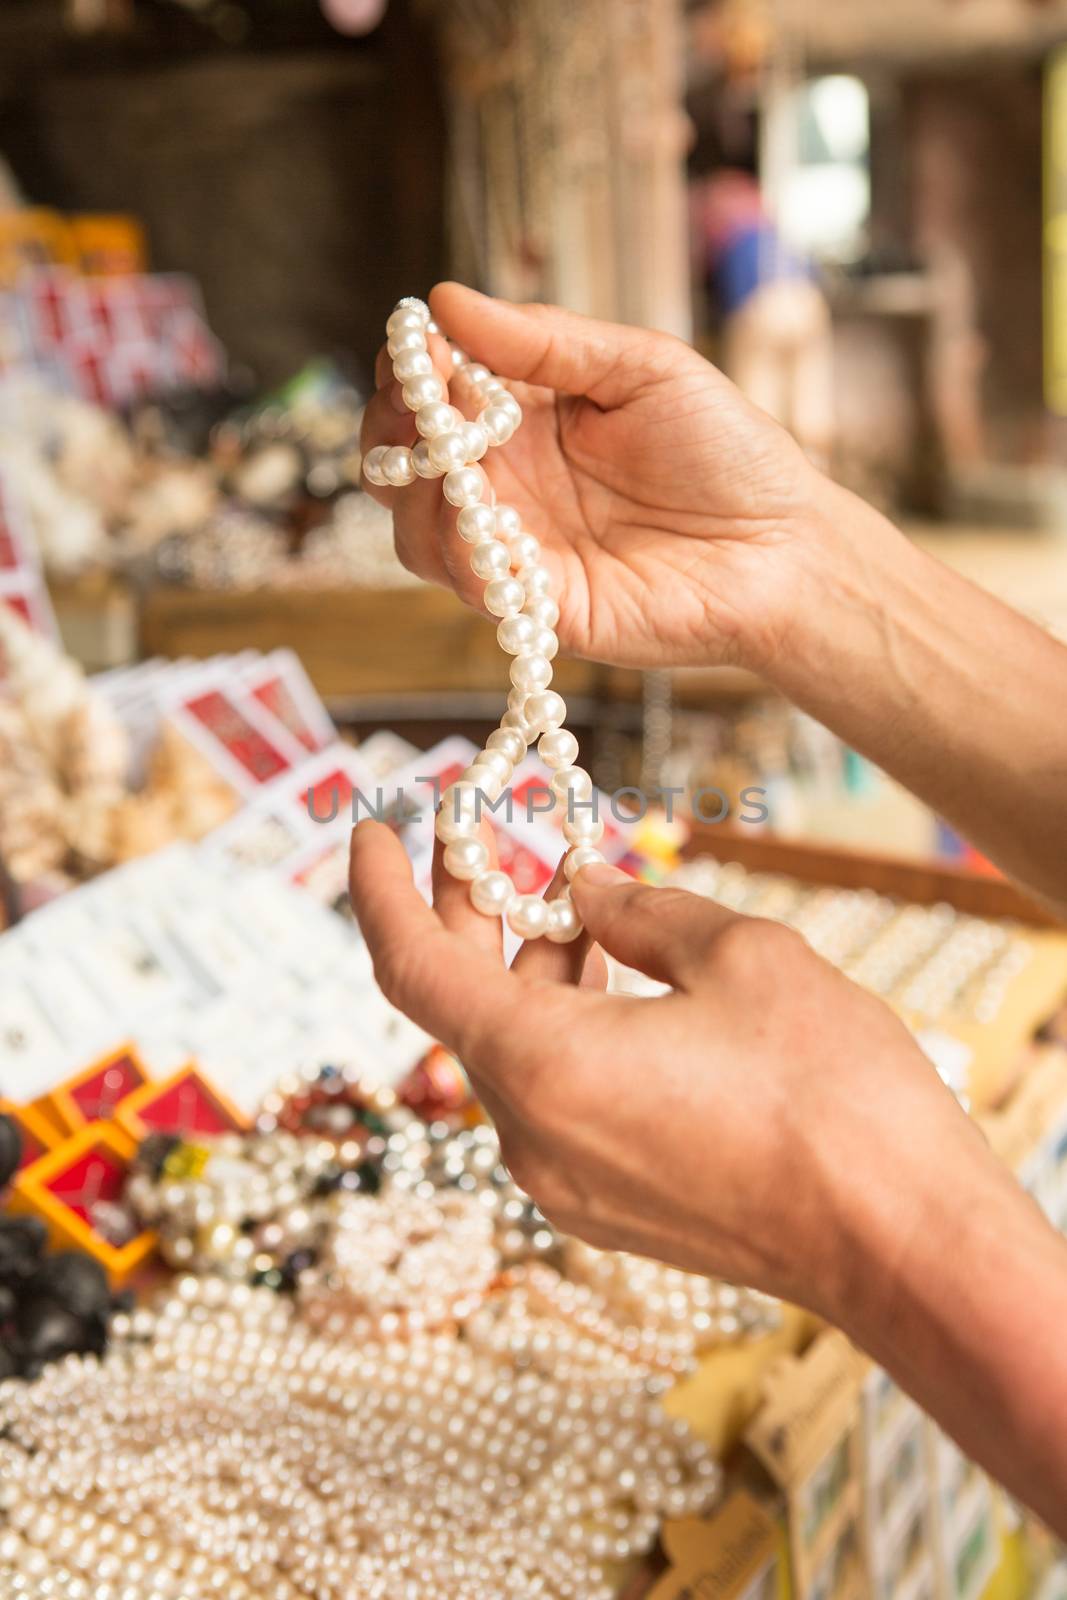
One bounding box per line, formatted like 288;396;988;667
402;374;445;410
441;782;480;820
476;748;513;783
547;898;583;943
412;439;441;478
518;564;552;597
388;329;426;357
415;402;462;439
361;445;389;486
482;405;516;445
539;729;579;768
495;505;522;538
435;806;479;844
392;348;433;381
486;728;525;765
444;467;487;507
506;894;551;940
508;532;541;568
500;708;533;742
465;362;492;388
383;446;416;487
564;845;605;880
470;540;512;579
461;421;489;462
470;871;514;916
499;393;522;422
562;814;604;846
429;432;472;473
460;763;504;800
456;504;497;543
525;595;560;628
510;653;553;692
443;837;490;881
533;626;558;659
507;687;529;713
524;690;566;731
484;578;526;618
387;307;425;336
497;614;537;654
552;766;594;801
395;295;431;320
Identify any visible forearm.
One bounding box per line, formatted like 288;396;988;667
760;476;1067;916
834;1113;1067;1534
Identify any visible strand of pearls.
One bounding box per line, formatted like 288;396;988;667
363;297;603;944
0;1275;721;1600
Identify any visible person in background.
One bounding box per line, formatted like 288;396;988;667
356;283;1067;1538
693;165;835;467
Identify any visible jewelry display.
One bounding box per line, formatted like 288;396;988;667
362;297;598;942
672;858;1033;1026
0;1275;721;1600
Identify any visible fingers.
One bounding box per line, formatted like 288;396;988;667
512;856;600;989
431;820;503;963
349;821;525;1060
428;282;667;409
568;864;741;991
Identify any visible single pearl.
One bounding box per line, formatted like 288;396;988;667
525;595;560;629
508;532;541;568
484;578;526;618
465;363;492;388
552;766;594;801
510;653;553;692
361;445;389;486
441;782;480;821
387;328;426;358
497;614;537;654
429;432;471;473
482;406;516;444
486;728;525;765
457;504;497;543
547;898;583;944
470;540;512;579
524;690;566;731
412;439;441;478
470;871;514;916
402;374;445;410
506;895;551;940
495;506;522;538
444;467;487;507
533;626;558;659
416;401;462;439
539;729;579;769
507;687;529;713
451;344;468;366
501;708;534;740
387;307;425;336
443;838;490;881
564;845;605;880
462;422;489;462
476;748;513;783
498;393;522;422
518;563;552;597
435;806;480;845
562;813;605;846
391;348;433;381
460;763;504;800
383;446;416;487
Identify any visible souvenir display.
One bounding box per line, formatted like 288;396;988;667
364;296;593;941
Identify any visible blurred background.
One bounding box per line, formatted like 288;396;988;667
2;0;1067;886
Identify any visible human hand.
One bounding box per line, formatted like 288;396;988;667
349;820;980;1322
360;283;830;672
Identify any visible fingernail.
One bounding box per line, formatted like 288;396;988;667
389;382;408;414
574;863;628;887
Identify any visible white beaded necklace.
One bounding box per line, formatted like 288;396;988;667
363;297;605;944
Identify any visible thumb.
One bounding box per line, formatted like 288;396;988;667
428;282;665;408
568;864;739;991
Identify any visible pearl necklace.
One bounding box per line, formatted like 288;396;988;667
0;1276;721;1600
362;297;603;943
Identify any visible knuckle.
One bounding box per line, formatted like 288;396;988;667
714;915;803;976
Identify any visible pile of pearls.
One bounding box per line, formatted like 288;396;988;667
0;1275;721;1600
363;297;603;943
